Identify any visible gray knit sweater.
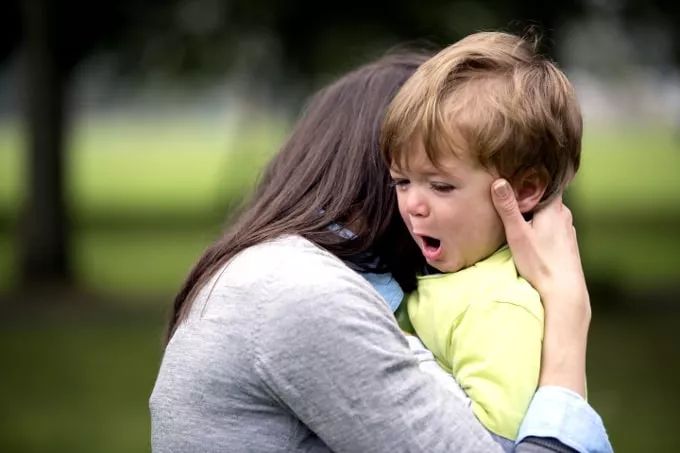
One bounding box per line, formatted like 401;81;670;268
150;235;573;452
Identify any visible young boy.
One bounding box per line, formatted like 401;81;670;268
380;32;583;446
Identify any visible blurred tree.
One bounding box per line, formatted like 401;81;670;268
20;0;70;287
12;0;165;289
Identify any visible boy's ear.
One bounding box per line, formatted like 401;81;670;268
512;168;549;214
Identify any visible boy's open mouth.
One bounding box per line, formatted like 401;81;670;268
419;235;443;261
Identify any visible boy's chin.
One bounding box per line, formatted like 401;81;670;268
426;258;463;273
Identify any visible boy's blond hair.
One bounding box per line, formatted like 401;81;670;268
381;32;582;205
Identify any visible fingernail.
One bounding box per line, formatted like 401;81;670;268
493;180;511;197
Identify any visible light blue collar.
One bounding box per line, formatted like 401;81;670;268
359;271;404;313
328;221;404;312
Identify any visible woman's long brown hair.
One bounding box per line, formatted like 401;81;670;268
166;51;429;343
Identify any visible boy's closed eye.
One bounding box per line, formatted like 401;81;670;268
430;182;456;193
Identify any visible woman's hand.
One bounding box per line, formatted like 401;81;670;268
491;179;590;397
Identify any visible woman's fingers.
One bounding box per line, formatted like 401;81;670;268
491;179;546;289
491;179;587;302
490;179;529;248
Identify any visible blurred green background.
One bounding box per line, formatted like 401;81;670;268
2;0;680;452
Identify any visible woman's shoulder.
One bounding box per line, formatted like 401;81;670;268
230;234;353;281
197;235;381;313
240;234;333;261
185;234;391;348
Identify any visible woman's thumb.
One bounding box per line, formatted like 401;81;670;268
491;179;527;243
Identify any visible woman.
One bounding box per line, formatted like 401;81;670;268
150;52;609;452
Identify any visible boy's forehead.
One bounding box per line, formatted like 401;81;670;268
391;139;433;170
392;143;466;175
398;131;475;164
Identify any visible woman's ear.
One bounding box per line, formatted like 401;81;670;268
513;168;548;214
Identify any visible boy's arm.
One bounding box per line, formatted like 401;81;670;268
449;298;543;441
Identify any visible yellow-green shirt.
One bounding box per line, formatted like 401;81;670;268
404;246;543;440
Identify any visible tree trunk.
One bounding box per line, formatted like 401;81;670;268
18;0;71;287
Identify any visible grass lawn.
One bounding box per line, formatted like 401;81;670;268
586;311;680;452
0;118;285;221
0;314;165;453
576;127;680;216
573;127;680;291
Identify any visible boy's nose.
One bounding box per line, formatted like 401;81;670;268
405;189;430;218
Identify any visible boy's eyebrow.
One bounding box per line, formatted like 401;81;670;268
415;160;455;176
420;168;447;177
391;161;454;177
